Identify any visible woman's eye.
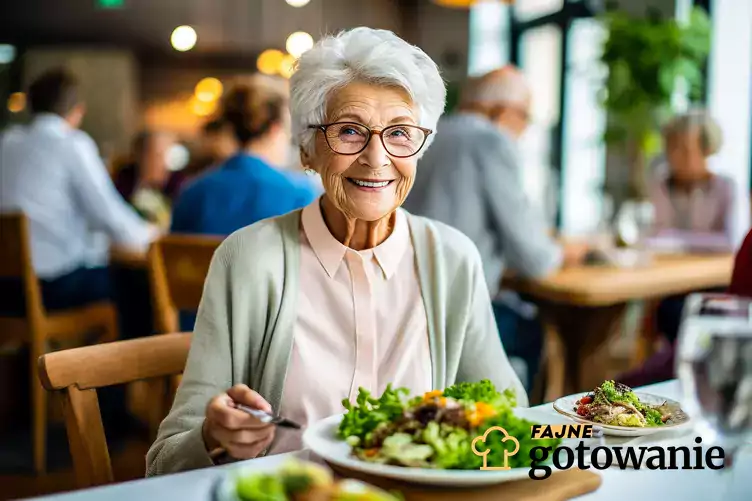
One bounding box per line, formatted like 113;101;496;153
389;128;409;138
340;127;364;137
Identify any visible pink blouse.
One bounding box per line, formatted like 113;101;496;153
649;173;736;251
269;200;432;454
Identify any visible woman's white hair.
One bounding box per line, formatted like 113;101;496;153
290;27;446;159
662;109;724;156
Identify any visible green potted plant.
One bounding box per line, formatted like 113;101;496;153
600;5;712;201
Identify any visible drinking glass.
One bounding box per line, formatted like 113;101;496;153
615;199;655;250
676;296;752;497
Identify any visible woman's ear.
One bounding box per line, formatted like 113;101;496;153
299;147;312;170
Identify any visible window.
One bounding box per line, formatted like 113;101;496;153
468;1;510;76
561;18;608;235
514;0;564;22
517;24;562;226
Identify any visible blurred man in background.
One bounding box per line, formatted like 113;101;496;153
404;66;589;392
0;68;157;313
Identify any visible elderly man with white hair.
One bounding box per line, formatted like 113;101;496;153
404;67;589;392
146;28;526;476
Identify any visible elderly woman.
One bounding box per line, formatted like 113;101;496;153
619;111;736;388
649;109;736;252
146;27;526;476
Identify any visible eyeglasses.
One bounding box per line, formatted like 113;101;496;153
308;122;433;158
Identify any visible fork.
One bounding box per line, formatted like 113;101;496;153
235;404;303;429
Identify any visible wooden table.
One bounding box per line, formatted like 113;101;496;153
502;253;734;401
109;247;148;268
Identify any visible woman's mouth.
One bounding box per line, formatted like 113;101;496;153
346;178;395;191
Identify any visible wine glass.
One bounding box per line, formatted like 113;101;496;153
676;297;752;497
614;199;655;266
615;199;655;248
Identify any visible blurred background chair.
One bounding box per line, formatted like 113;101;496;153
0;213;118;474
124;234;221;437
148;234;222;334
37;333;191;488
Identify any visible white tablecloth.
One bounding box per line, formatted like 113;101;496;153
29;381;750;501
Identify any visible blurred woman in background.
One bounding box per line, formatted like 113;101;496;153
649;109;735;252
648;110;735;345
115;130;186;229
169;77;317;236
183;119;237;178
620;110;734;387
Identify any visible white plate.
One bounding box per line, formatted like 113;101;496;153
214;460;290;501
553;392;691;437
213;457;396;501
302;414;542;487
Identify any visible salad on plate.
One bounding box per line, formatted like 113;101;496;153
573;380;675;427
224;459;399;501
337;380;559;470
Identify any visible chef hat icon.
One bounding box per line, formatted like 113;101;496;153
471;426;520;471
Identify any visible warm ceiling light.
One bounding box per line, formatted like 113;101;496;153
189;95;217;117
285;0;311;6
171;25;197;52
432;0;513;7
257;49;285;75
7;92;26;113
195;77;223;102
279;54;297;79
432;0;477;7
286;31;314;59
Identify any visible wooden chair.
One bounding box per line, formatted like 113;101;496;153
38;333;192;488
0;213;119;474
128;234;220;436
631;299;662;368
147;234;223;334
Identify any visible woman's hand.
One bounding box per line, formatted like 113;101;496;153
202;384;276;460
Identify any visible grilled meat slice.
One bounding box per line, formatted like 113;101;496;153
589;403;647;426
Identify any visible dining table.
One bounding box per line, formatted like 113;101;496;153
109;246;149;269
502;253;735;401
28;380;750;501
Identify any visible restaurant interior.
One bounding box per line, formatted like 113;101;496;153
0;0;751;500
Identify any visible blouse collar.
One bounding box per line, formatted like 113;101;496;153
301;197;410;280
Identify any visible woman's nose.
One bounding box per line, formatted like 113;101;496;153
358;135;390;168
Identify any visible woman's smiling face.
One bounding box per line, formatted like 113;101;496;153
308;81;420;222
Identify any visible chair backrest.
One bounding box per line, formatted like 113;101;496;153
148;234;222;333
0;212;32;279
0;212;45;330
38;333;192;488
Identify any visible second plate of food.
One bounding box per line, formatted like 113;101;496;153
553;380;691;437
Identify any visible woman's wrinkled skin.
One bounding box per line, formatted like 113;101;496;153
303;82;419;250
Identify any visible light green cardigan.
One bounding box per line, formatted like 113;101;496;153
146;209;527;476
